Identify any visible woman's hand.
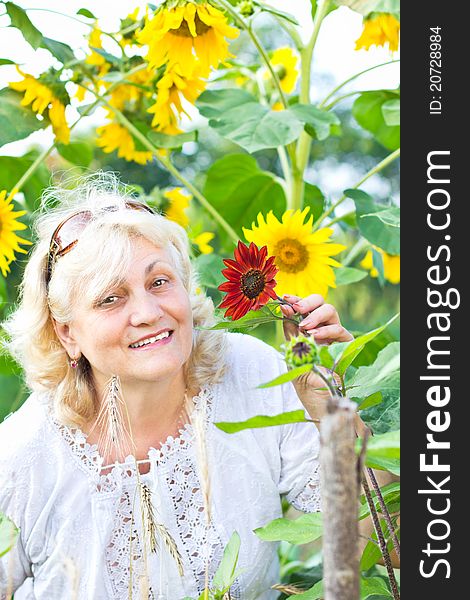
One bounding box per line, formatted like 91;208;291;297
279;293;353;423
279;293;354;345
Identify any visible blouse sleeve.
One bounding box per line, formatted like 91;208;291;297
0;473;32;596
277;378;322;513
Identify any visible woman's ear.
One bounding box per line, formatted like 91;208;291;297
52;319;81;359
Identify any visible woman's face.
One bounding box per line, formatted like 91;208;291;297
59;237;193;390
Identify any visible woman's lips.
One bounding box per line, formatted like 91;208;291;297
129;330;173;350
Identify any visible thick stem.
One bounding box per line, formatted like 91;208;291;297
291;0;332;211
367;467;400;558
362;475;400;600
313;148;401;230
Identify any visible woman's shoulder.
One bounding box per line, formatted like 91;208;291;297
0;392;51;466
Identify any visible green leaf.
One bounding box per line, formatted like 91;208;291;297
357;391;382;410
304;183;325;222
335;267;368;286
258;364;313;388
360;430;400;475
77;8;97;19
359;482;400;520
345;189;400;255
289;104;340;141
0;88;47;146
204;154;286;237
334;313;399;376
360;539;382;571
211;531;241;593
254;512;323;545
40;37;75;65
292;580;324;599
193;254;225;289
382;98;400;126
0;59;15;66
352;90;400;151
203;312;277;331
361;576;393;599
56;141;93;167
147;130;197;148
197;89;303;152
0;512;18;558
6;2;43;50
0;153;50;210
89;47;122;67
347;342;399;398
335;0;400;17
253;1;299;25
215;410;310;434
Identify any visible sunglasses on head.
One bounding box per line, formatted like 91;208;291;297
45;201;155;286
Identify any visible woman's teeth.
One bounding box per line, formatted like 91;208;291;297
129;331;170;348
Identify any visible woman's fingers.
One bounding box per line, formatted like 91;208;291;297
299;303;340;329
305;323;354;344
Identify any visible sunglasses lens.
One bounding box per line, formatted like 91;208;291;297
54;211;92;258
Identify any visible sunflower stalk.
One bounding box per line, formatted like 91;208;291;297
291;0;333;211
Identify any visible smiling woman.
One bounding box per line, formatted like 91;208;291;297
0;173;352;599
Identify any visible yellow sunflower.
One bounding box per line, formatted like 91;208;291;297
164;188;191;227
269;47;299;94
10;72;70;144
85;27;107;67
192;231;214;254
0;189;32;277
108;67;154;111
147;65;206;132
139;1;239;76
360;247;400;284
355;13;400;52
96;121;153;165
243;207;345;299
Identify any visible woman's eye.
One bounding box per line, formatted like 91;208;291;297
99;295;119;306
152;278;167;288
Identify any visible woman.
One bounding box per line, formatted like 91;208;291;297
0;178;352;599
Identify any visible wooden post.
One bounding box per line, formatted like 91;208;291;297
321;396;360;600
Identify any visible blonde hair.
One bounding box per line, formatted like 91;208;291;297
3;173;226;427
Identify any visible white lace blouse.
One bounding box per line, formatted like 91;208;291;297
0;333;321;600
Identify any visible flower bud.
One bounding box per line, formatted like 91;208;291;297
283;334;319;368
238;0;255;17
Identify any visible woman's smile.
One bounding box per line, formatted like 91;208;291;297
128;329;174;349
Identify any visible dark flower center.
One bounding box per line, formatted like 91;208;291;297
240;268;266;299
171;13;211;37
273;238;309;273
292;341;311;358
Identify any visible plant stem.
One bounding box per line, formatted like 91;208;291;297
322;90;364;111
367;467;400;558
318;59;400;108
341;237;369;267
362;475;400;600
94;96;239;244
325;210;355;228
291;0;332;211
312;364;338;399
313;148;401;230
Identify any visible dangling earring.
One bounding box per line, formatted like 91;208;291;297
89;375;135;463
69;355;80;368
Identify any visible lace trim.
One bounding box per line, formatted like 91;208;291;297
288;463;322;513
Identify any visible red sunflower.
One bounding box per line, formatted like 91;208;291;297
218;241;278;320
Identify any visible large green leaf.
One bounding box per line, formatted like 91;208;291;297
258;364;313;388
348;342;399;398
56;141;93;167
361;576;393;599
0;512;18;558
211;531;241;594
40;37;75;64
203;154;286;237
215;410;310;434
358;482;400;520
289;104;340;141
335;267;368;286
304;183;325;221
6;2;43;49
334;313;399;376
292;580;324;599
345;189;400;255
382;99;400;126
352;90;400;151
361;430;400;475
197;89;303;152
0;88;47;146
254;512;322;544
0;154;50;210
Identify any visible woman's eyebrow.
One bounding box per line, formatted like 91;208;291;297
145;259;170;275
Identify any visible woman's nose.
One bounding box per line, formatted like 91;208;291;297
128;292;164;327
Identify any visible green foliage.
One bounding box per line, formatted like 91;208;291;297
361;430;400;475
346;189;400;255
335;267;368;286
289;104;340;141
352;90;400;151
215;409;310;433
0;153;50;210
254;513;323;545
258;364;313;388
5;1;42;49
0;88;47;146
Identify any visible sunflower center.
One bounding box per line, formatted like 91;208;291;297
171;13;211;37
273;238;309;273
240;268;266;299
